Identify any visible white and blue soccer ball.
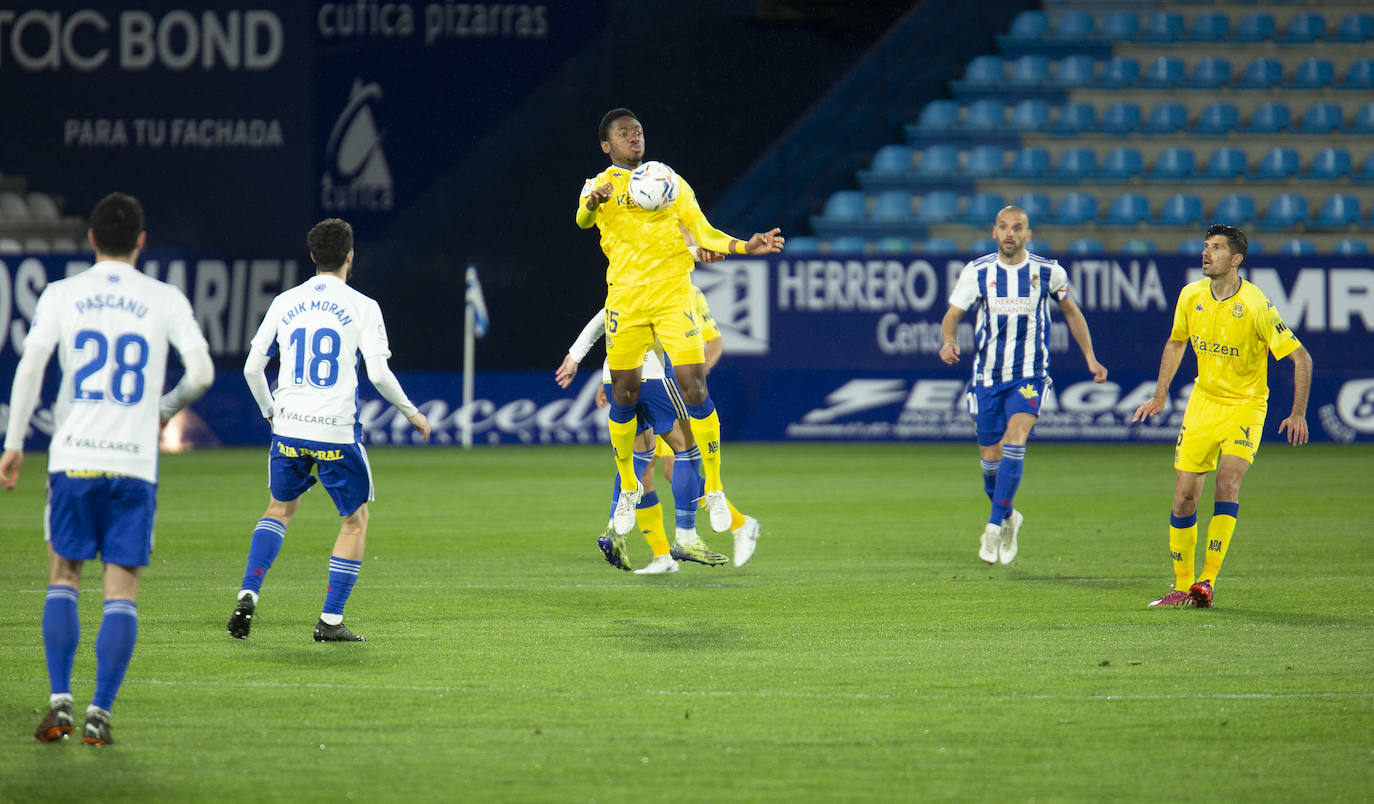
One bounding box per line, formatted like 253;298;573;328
628;160;679;211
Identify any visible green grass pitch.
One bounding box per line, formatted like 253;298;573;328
1;442;1371;801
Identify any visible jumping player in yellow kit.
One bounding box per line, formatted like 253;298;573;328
1133;224;1312;608
576;107;783;539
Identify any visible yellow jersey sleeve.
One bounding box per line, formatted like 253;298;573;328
676;177;737;255
1256;296;1302;362
692;286;720;341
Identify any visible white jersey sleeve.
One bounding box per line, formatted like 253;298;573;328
949;260;984;311
1048;261;1071;301
568;309;605;364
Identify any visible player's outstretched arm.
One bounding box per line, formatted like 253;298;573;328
555;354;579;388
1057;296;1107;383
938;306;965;365
1278;346;1312;445
743;228;785;255
1132;339;1188;422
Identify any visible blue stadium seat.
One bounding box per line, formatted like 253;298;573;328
1261;193;1309;228
965;99;1005;131
1009;55;1051;87
965;145;1006;178
916;190;961;223
827;236;869;254
1353;103;1374;134
1346;59;1374;89
1177;239;1205;255
1158;193;1203;226
1316;194;1361;228
1195;103;1239;135
1143;56;1185;88
1102;56;1140;88
1290;58;1334;89
1189;12;1229;42
1106;193;1151;225
1204;147;1248;179
1055;192;1099;225
869;144;913;176
1028;237;1053;254
872;190;915;221
787;236;823;254
1122;239;1157;255
1056;54;1097;88
1008;10;1049;39
962;55;1004;87
1246;239;1263;256
917;144;961;177
1056;11;1095;39
1101;146;1143;180
1254;147;1300;179
1246;102;1290;134
1055;147;1098;180
1010;99;1052;132
965;192;1005;225
1102;11;1137;41
1146;102;1188;133
1151;147;1196;179
1190;58;1232;89
875;236;914;254
1334;239;1370;255
1233;13;1276;43
922;237;961;254
1308;147;1352;180
1240;58;1283;89
915;100;960;132
969;237;998;254
1051;101;1097;135
1284;12;1326;43
1012;192;1052;223
1141;12;1184;42
1101;102;1142;134
821;191;867;221
1362;151;1374;180
1299;103;1344;134
1278;239;1317;256
1213;194;1257;227
1009;146;1051;179
1066;238;1106;255
1336;13;1374;43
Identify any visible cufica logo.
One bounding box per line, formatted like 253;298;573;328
321;79;394;212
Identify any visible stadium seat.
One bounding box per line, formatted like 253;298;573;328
1361;151;1374;180
915;100;960;132
1028;237;1052;254
827;236;869;254
965;99;1005;131
869;144;913;176
1254;147;1300;179
1141;12;1184;42
1143;56;1185;88
962;55;1005;87
1189;12;1229;42
1158;194;1203;226
0;192;30;223
1352;103;1374;134
1106;193;1151;226
872;190;915;221
1214;194;1257;227
1055;192;1099;226
1101;147;1143;180
1245;239;1263;255
1101;12;1138;41
1009;55;1051;87
1290;58;1334;89
1333;238;1370;255
1051;101;1097;135
50;237;80;252
1055;147;1098;180
1278;239;1317;256
1151;147;1196;179
23;238;50;254
1009;146;1052;179
0;237;23;253
27;193;60;222
917;144;961;177
1299;103;1344;134
1346;59;1374;89
1195;103;1239;135
1204;147;1248;179
1176;239;1204;255
1246;102;1290;134
1066;238;1106;254
875;236;914;254
922;238;960;253
1056;11;1095;39
969;236;998;254
1308;147;1353;180
786;236;822;253
1055;55;1097;88
1233;13;1276;43
916;190;961;223
821;191;867;221
965;145;1006;178
1122;239;1157;255
1101;102;1142;134
1284;13;1326;44
1335;13;1374;43
1008;10;1049;39
1190;58;1232;89
1146;102;1188;134
1010;99;1052;132
1101;56;1140;88
1261;193;1309;229
1240;58;1283;89
1316;194;1361;228
965;192;1005;225
1012;192;1052;223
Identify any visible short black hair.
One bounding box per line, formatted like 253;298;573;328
89;192;144;256
307;218;353;272
598;107;637;142
1205;223;1248;259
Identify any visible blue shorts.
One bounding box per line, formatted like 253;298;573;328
46;472;157;567
967;377;1050;447
608;375;688;438
268;435;374;516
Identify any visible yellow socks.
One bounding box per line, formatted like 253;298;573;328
688;409;723;493
607;416;639;493
727;499;747;531
1199;503;1239;584
1168;512;1198;591
636;501;669;556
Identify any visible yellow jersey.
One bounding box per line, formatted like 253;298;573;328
692;285;720;342
1170;278;1302;404
576;166;736;289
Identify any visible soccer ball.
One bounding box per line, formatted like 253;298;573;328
628;161;679;211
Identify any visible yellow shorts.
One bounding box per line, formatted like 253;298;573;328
1174;392;1267;473
604;275;705;371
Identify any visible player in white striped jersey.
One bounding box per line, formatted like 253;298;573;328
3;192;214;745
230;218;430;643
939;206;1107;565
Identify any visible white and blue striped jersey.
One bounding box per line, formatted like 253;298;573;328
949;252;1071;387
